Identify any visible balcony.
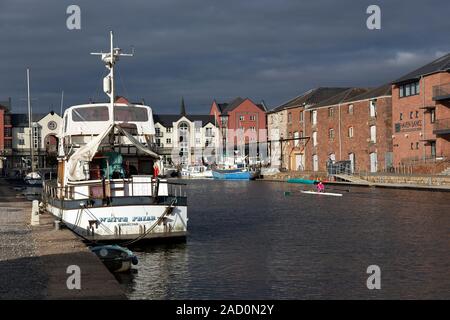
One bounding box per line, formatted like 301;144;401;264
433;118;450;135
432;83;450;101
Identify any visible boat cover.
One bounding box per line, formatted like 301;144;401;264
67;124;159;181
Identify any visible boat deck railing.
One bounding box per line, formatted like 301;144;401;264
43;178;186;201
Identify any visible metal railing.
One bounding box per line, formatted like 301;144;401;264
43;178;187;201
433;82;450;100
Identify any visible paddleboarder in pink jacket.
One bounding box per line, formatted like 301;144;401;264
317;180;325;193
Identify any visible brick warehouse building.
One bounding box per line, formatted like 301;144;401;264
391;53;450;167
267;87;351;170
210;97;267;163
287;85;393;173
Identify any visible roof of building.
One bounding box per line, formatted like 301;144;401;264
392;53;450;84
213;97;266;114
11;113;50;127
153;114;215;127
345;83;392;102
267;87;352;113
0;98;11;111
313;87;372;108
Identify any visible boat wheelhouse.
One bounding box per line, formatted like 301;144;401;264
42;32;188;243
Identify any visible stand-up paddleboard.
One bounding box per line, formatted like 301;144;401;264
300;190;343;197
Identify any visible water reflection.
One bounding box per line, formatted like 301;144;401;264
117;180;450;299
115;243;190;299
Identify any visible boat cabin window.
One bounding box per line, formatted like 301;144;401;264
72;106;109;122
114;106;148;122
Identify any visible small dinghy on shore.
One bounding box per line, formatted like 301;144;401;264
300;190;343;197
90;245;138;273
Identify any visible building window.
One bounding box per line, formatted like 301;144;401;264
415;111;419;119
166;138;171;144
166;127;172;133
299;111;304;122
19;139;25;146
370;125;376;143
369;100;377;118
328;107;334;118
348;126;354;138
195;127;201;133
400;113;403;120
311;110;317;125
250;115;256;121
239;115;245;121
250;126;256;132
328;128;335;140
4;127;11;137
410;111;413;119
288;113;292;123
312;131;318;146
155;127;161;137
416;142;419;150
4;140;12;148
294;131;299;147
196;138;201;145
430;109;436;123
399;81;420;98
313;154;319;172
348;104;354;114
156;138;161;147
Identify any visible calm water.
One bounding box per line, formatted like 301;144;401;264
113;180;450;299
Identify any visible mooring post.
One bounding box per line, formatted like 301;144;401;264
30;200;40;226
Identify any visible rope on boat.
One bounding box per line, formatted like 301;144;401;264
121;197;177;246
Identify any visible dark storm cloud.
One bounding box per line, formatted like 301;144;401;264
0;0;449;114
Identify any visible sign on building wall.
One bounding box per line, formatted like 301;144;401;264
394;120;422;133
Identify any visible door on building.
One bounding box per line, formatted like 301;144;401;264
370;152;377;173
295;154;304;171
313;154;319;172
349;153;355;173
430;141;436;159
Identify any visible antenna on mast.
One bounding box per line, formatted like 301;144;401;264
90;31;134;123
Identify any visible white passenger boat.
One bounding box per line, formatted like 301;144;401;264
42;32;187;243
300;190;343;197
181;165;213;179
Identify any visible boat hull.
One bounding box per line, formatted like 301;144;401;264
212;170;257;180
45;198;188;242
287;178;318;185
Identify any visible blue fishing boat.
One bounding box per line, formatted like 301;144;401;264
212;169;258;180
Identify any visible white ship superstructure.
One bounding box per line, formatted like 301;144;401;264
42;31;187;243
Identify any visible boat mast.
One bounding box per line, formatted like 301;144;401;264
90;31;134;124
27;68;35;172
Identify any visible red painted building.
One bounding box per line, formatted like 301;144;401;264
0;98;12;170
210;97;267;148
391;53;450;167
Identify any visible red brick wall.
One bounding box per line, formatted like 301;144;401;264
300;96;392;172
210;99;267;145
392;72;450;165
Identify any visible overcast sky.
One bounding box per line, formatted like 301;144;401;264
0;0;449;115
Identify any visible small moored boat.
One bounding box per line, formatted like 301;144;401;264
287;178;318;185
212;169;258;180
90;244;138;273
